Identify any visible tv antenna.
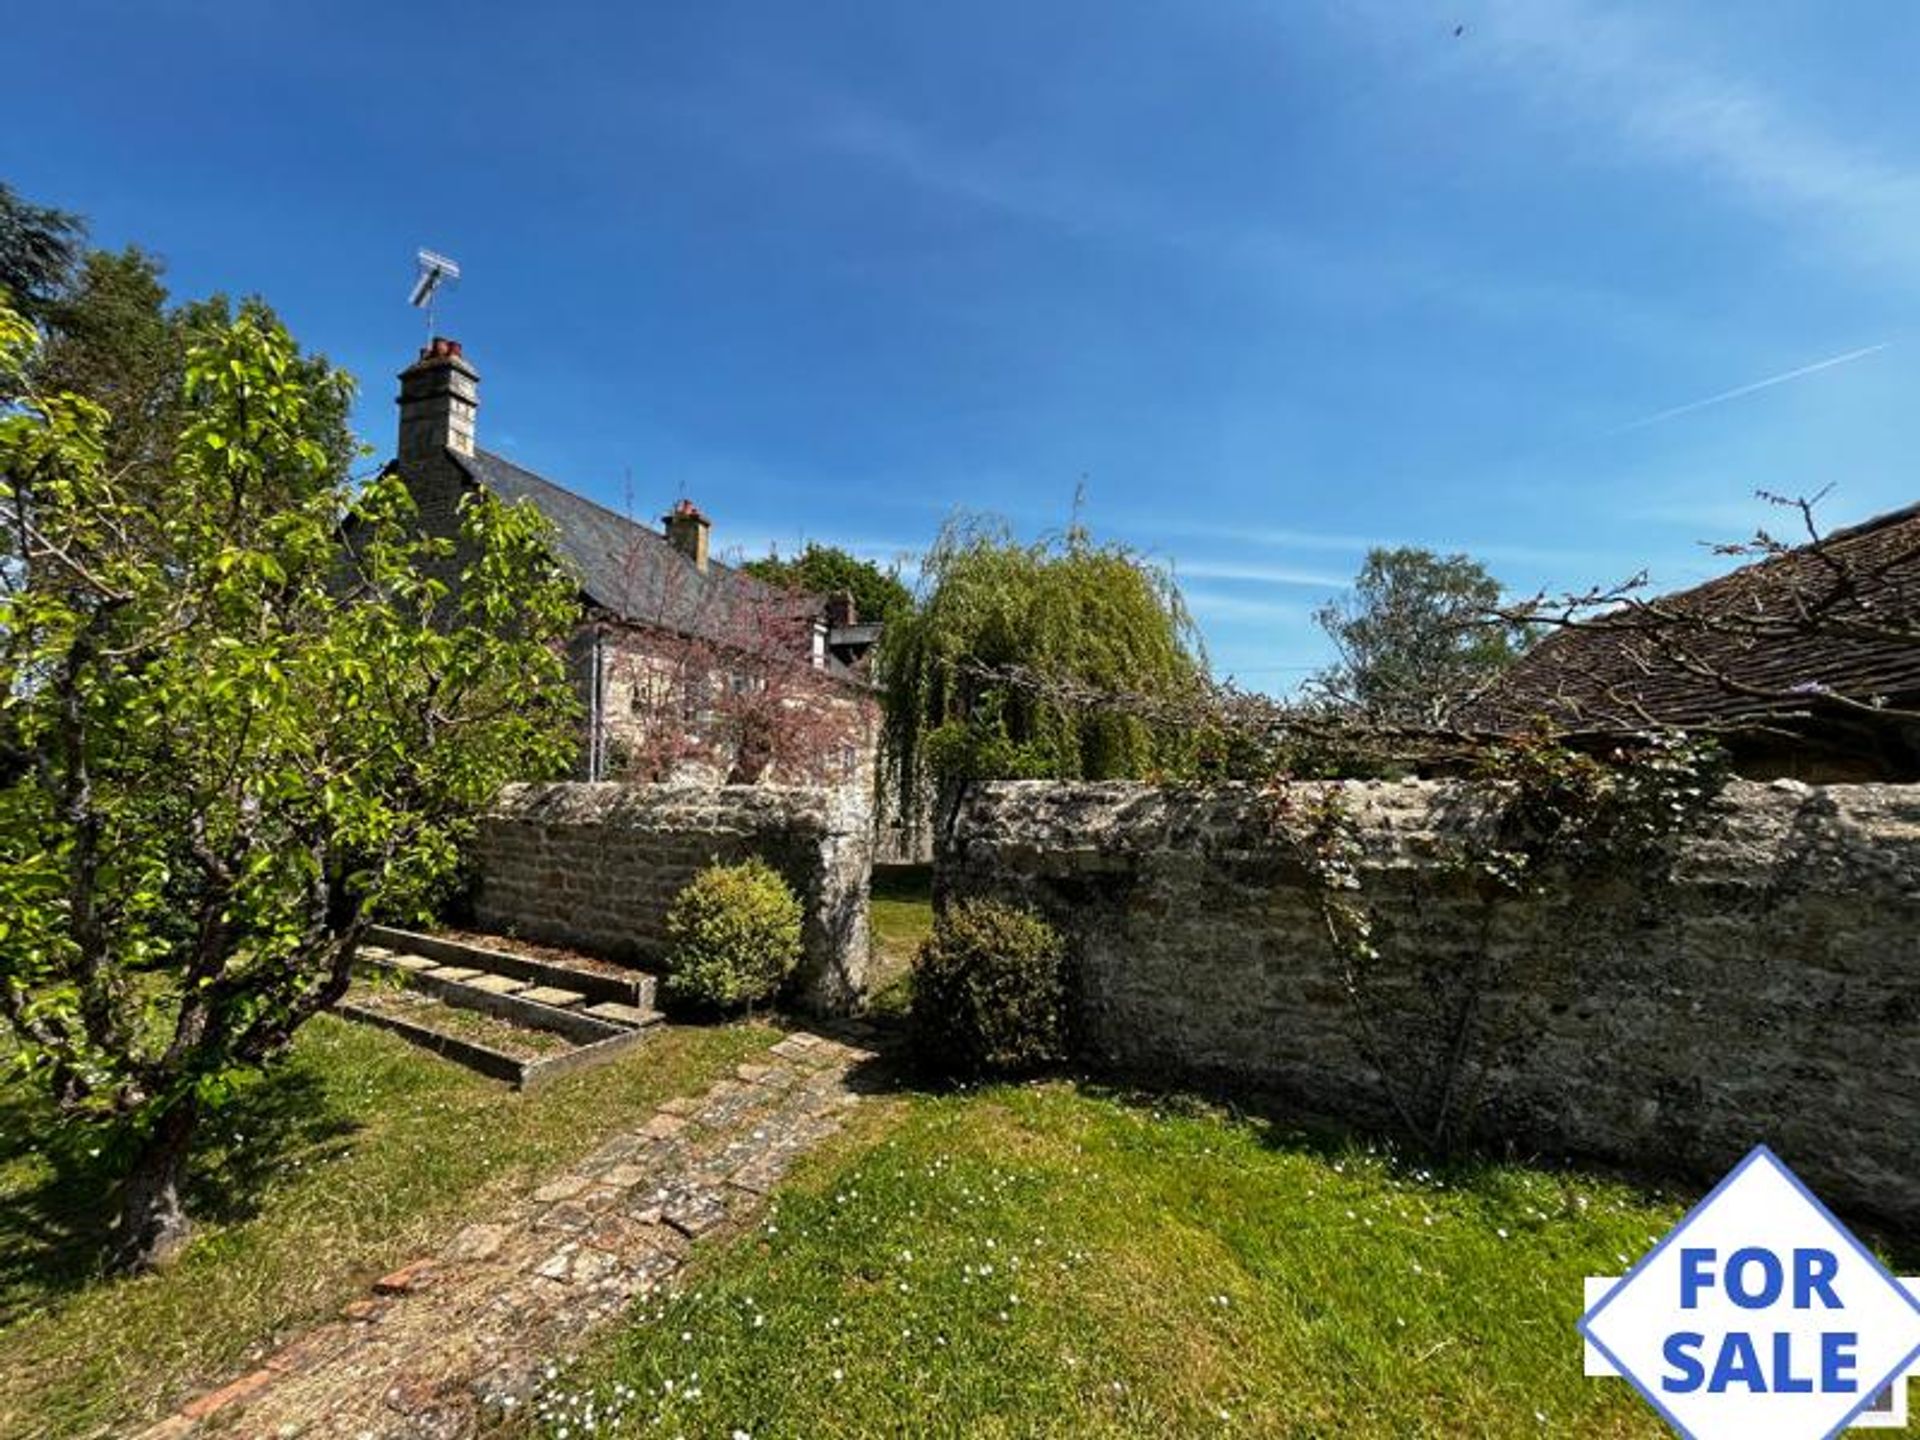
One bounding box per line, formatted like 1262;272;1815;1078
408;248;461;338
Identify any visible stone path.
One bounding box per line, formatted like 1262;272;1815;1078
138;1029;886;1439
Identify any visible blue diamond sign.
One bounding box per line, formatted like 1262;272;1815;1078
1581;1146;1920;1439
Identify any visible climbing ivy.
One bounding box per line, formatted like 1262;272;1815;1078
1462;727;1732;894
1267;729;1729;1153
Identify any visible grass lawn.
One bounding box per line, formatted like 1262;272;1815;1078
530;1082;1692;1438
0;1014;777;1438
867;863;933;1018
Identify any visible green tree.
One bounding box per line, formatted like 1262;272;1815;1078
880;515;1204;808
0;296;581;1271
2;182;349;484
176;292;357;479
1311;547;1530;726
33;246;179;476
37;248;355;487
0;181;84;321
742;541;912;625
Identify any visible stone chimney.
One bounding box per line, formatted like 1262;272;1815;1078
663;498;711;573
824;590;858;628
396;337;479;463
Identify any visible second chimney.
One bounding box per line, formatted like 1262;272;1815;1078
664;499;711;574
824;590;857;628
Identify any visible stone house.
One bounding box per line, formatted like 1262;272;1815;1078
1458;499;1920;780
391;337;881;793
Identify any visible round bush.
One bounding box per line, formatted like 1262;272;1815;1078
663;857;804;1012
910;898;1067;1079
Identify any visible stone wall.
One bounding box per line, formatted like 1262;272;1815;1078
941;778;1920;1231
475;783;873;1014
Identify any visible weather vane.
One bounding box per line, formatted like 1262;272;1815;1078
408;248;462;340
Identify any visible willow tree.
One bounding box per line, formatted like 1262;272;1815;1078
879;515;1205;815
0;296;580;1270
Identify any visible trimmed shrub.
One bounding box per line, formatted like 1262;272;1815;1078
910;898;1068;1078
663;857;804;1012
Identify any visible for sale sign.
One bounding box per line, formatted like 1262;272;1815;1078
1580;1146;1920;1439
1586;1280;1917;1429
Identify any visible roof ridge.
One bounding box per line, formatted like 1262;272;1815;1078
465;447;674;556
1822;497;1920;544
1594;496;1920;615
464;446;768;590
452;448;818;626
1457;494;1920;733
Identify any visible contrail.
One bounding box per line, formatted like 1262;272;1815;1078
1609;342;1892;435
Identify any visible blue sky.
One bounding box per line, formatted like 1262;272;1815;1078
7;1;1919;689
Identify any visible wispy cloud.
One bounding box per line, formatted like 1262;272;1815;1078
1605;342;1892;436
1171;559;1350;588
805;92;1150;240
659;58;1741;357
1622;497;1790;535
1146;516;1599;570
1183;588;1311;624
806;85;1682;341
1385;0;1920;278
1144;520;1377;554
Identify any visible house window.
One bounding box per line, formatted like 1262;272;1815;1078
629;666;675;716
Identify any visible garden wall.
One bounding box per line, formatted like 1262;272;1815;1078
475;782;873;1014
940;778;1920;1231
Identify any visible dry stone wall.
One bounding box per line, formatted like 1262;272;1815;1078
476;783;873;1014
941;778;1920;1231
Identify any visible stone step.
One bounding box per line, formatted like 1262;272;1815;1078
466;974;528;996
336;982;656;1090
365;925;657;1011
339;986;572;1080
584;1000;657;1029
362;957;628;1045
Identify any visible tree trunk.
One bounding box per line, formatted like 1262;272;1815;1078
110;1099;196;1273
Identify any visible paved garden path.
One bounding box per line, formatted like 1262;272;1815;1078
140;1028;887;1439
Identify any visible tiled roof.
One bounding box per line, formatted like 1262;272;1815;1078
449;448;843;666
1457;500;1920;733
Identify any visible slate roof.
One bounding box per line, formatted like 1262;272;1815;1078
1457;500;1920;734
449;447;836;660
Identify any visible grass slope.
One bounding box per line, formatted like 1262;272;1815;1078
0;1015;775;1438
535;1083;1683;1438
